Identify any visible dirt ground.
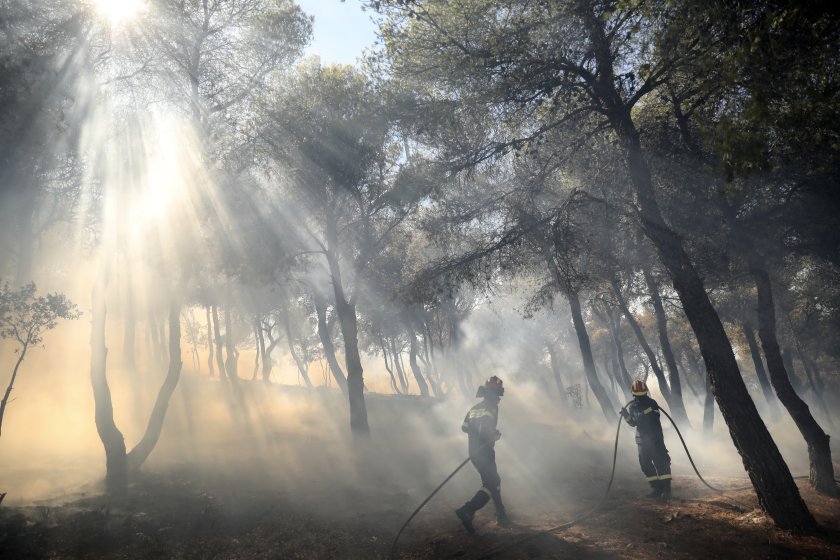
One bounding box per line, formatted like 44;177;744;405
1;469;838;559
2;382;839;559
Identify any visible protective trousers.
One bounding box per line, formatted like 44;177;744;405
462;449;506;516
637;436;671;491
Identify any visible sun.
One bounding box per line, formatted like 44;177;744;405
92;0;147;24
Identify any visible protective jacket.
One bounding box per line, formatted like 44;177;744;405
462;400;499;458
622;395;671;486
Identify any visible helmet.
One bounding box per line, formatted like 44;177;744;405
476;376;505;398
631;379;648;396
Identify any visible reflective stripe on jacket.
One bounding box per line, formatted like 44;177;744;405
462;401;498;455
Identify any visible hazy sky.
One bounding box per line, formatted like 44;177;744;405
296;0;380;66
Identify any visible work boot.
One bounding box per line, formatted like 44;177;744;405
455;506;475;534
646;480;662;498
658;479;672;502
496;510;512;527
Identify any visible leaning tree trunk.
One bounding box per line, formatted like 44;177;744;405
567;291;618;422
584;6;815;527
90;283;127;494
642;267;691;427
611;278;681;417
748;255;837;496
380;335;402;394
608;111;816;531
703;370;715;434
312;292;348;394
545;342;568;407
280;305;313;388
741;321;778;411
0;343;28;437
390;337;410;393
127;300;183;471
538;243;616;421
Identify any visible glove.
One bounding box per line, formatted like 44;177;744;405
619;407;630;421
494;430;502;441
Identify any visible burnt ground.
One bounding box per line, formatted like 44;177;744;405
2;383;838;559
1;470;838;560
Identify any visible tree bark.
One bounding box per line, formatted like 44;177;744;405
380;335;402;394
325;212;369;435
406;326;430;396
280;304;313;387
748;255;837;496
582;3;815;530
253;318;265;381
313;292;348;394
0;342;28;437
642;267;691;426
703;370;714;433
545;342;568;407
390;336;410;393
224;304;238;381
262;319;279;383
206;306;215;377
211;304;226;379
127;300;183;471
741;321;778;410
568;291;618;422
611;278;678;414
90;284;127;494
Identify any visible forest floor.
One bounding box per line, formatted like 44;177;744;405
2;382;839;559
1;468;839;559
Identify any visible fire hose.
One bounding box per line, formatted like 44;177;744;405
389;402;819;559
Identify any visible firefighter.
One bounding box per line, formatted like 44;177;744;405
455;376;512;533
620;379;672;501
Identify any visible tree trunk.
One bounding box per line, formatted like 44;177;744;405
0;343;28;438
741;321;778;410
642;267;691;426
380;335;402;394
612;114;816;530
390;336;410;393
262;322;279;383
703;370;714;433
568;291;618;422
127;300;183;471
281;304;313;387
611;278;678;414
325;211;369;435
224;304;238;381
313;292;348;394
545;342;568;407
583;6;815;528
211;304;226;380
253;318;265;381
748;256;837;496
90;284;127;494
206;306;215;377
406;326;430;396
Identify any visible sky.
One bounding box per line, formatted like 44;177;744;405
296;0;381;66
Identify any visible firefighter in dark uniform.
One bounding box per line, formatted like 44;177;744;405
620;379;672;500
455;376;512;533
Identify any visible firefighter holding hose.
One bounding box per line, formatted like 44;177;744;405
620;379;672;501
455;376;512;533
